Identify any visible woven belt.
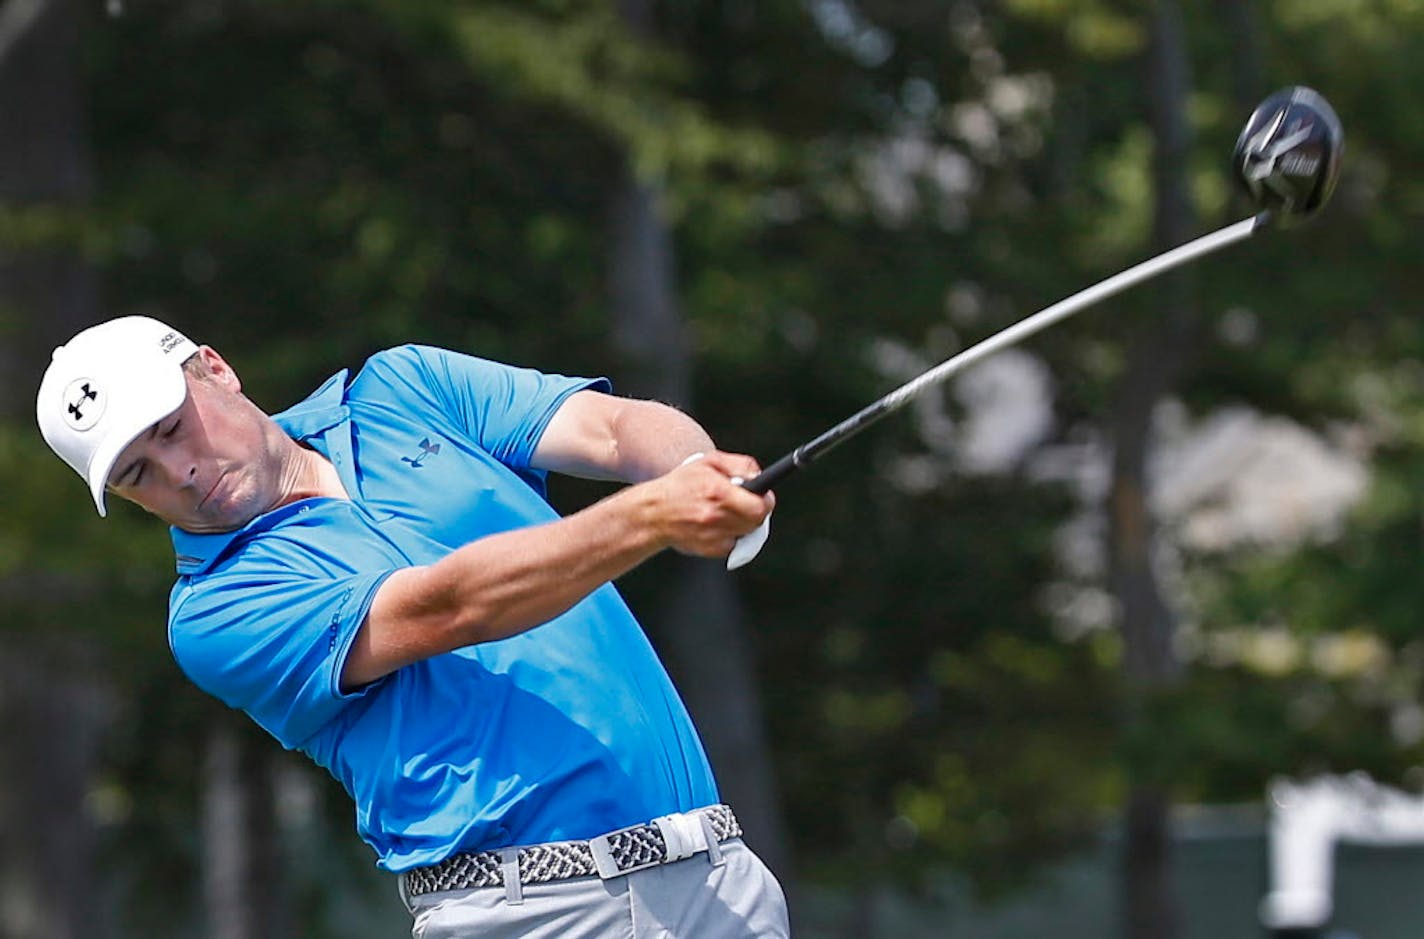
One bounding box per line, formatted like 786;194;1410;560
403;804;742;897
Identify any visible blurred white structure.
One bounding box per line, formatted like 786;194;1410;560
1153;406;1368;552
1261;773;1424;932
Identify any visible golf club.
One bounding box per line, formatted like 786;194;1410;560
740;85;1344;497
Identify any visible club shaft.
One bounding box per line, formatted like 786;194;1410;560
742;213;1268;495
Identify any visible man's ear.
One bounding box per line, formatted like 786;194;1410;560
198;346;242;393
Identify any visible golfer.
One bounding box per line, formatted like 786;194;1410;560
37;315;789;938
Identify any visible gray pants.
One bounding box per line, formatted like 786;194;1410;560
401;839;789;938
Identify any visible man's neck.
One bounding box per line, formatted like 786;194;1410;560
276;440;349;506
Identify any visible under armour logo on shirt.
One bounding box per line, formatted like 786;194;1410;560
401;437;441;468
62;379;105;431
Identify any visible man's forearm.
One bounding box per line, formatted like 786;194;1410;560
418;483;668;641
347;483;668;689
344;450;769;690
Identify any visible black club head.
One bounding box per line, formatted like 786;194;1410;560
1233;86;1344;225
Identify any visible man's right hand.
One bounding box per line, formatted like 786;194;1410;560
643;450;775;559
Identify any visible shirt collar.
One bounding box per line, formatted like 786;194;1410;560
272;368;350;441
171;368;350;575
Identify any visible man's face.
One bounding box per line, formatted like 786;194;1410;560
107;347;283;533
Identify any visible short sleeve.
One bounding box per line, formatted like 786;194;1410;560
362;345;610;470
169;566;393;748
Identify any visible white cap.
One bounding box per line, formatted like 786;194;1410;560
36;316;199;516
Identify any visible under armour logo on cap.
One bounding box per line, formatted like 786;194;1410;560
62;378;105;431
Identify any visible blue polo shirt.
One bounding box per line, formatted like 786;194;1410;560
167;344;719;872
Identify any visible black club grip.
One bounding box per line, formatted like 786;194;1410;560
740;452;800;494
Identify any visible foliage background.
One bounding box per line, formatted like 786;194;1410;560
3;1;1424;937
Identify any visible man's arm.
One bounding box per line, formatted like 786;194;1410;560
528;389;718;482
341;392;770;691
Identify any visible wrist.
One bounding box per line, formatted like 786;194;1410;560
601;480;678;556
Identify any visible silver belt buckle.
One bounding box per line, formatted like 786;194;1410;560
587;834;624;880
587;820;668;880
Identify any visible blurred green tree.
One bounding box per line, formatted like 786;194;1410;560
5;1;1424;937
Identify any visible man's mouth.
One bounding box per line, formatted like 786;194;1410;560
198;473;225;510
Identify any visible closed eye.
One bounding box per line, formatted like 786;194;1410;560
113;461;144;489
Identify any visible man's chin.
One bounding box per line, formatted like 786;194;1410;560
173;515;249;535
175;498;264;535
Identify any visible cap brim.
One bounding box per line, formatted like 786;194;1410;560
84;368;189;517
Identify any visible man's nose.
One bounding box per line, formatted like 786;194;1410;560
156;449;198;488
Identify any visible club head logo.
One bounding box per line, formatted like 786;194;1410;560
62;378;105;431
1240;107;1316;210
400;437;441;468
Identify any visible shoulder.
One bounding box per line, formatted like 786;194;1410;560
338;345;447;417
349;344;512;396
351;344;437;387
